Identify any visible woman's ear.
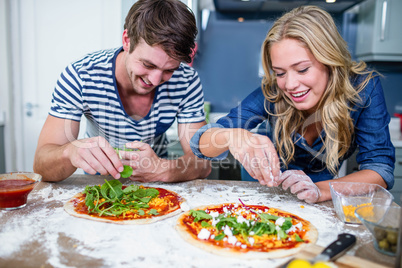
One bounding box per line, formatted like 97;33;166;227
122;29;130;51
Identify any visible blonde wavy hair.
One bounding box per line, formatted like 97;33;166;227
261;6;376;175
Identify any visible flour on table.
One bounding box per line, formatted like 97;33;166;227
0;181;370;268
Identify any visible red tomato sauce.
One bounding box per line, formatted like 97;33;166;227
0;179;36;209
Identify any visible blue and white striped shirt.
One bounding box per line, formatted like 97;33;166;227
49;47;205;157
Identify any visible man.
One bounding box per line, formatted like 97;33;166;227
33;0;211;182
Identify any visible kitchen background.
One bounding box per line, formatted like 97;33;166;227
0;0;401;198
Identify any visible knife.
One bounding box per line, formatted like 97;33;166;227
281;233;357;267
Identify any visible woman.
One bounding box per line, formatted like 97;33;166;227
190;6;395;203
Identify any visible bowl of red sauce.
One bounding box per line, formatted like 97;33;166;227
0;172;42;210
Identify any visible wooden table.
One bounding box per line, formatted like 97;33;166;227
0;175;395;267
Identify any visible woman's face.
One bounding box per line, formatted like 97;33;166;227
270;38;329;115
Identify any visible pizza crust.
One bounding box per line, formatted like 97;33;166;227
64;190;186;225
175;203;318;259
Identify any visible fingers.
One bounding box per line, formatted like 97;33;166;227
70;137;123;179
279;170;321;203
297;189;320;204
125;140;152;151
230;133;280;187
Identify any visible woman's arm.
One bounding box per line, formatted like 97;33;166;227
315;169;386;202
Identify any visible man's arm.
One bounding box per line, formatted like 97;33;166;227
122;121;211;182
172;121;212;181
33;115;123;182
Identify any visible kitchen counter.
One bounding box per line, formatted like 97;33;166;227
0;175;395;267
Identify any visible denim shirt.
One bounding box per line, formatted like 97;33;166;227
190;75;395;189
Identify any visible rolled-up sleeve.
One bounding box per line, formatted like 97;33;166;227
190;87;269;161
359;163;395;189
353;76;395;189
189;123;229;160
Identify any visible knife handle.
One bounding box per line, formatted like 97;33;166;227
321;233;356;261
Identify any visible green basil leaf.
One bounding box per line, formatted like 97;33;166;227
148;209;159;215
120;165;133;178
281;219;293;231
189;210;212;222
295;234;304;242
259;213;279;222
214;233;225;241
138;209;145;215
144;188;159;198
123;185;139;194
101;179;123;200
201;221;212;228
85;193;95;209
278;228;287;240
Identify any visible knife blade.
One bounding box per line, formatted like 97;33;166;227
281;233;356;267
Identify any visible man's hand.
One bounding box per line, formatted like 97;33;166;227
119;141;166;182
66;136;124;179
227;129;280;187
277;170;321;204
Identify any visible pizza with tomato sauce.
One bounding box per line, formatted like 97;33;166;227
64;179;186;224
175;202;318;259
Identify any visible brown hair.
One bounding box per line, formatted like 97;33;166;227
124;0;198;63
261;6;375;175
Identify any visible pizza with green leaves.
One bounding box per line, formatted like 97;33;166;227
64;179;186;224
175;202;318;258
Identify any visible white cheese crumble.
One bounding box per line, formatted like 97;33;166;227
209;211;220;226
223;225;233;237
209;211;219;218
275;217;285;227
237;215;249;226
197;228;211;240
286;222;302;234
248;237;255;246
227;236;237;245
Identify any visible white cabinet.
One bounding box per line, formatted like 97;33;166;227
356;0;402;61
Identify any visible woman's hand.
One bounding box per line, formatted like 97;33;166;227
227;129;280;186
277;170;321;203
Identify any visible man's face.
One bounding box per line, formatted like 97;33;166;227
124;38;181;95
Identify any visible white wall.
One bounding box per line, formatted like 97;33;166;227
0;0;17;172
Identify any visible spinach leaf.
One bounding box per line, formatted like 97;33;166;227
148;209;159;215
123;185;139;194
189;210;212;222
101;179;123;200
114;147;134;178
83;179;161;217
214;233;225;241
295;234;304;242
278;229;288;240
281;219;293;231
201;221;212;228
120;165;133;178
